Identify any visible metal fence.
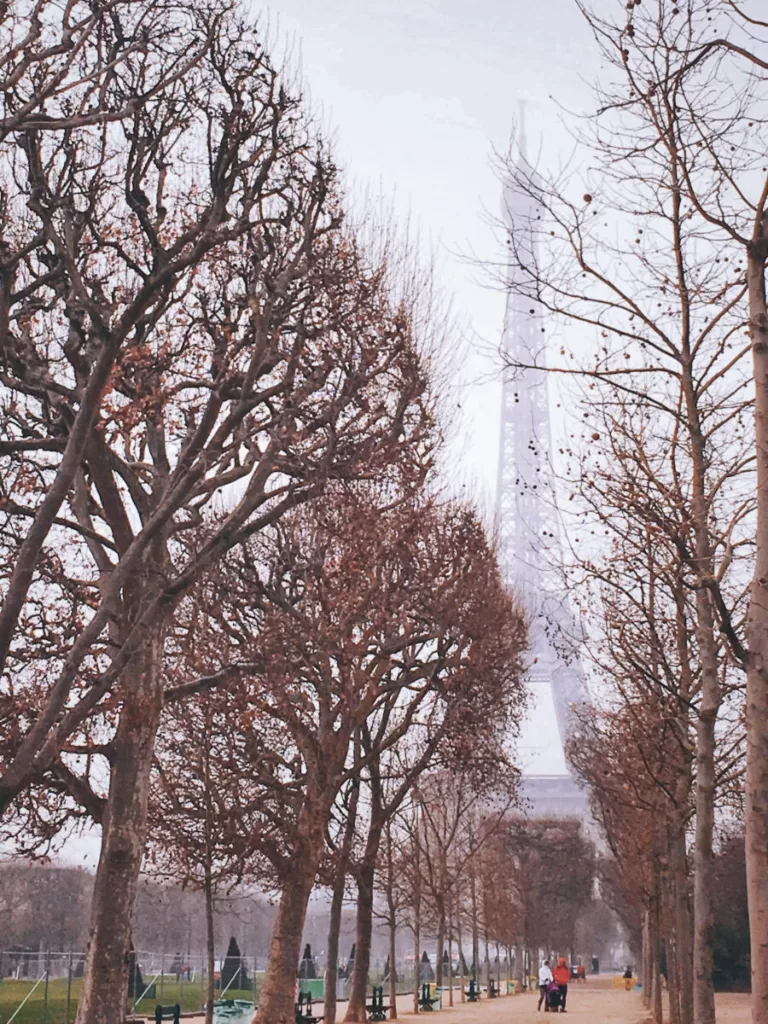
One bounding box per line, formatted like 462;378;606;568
0;951;426;1024
0;951;259;1024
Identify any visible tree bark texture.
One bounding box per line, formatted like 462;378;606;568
344;860;376;1023
672;827;693;1024
324;867;346;1024
75;630;165;1024
258;851;318;1024
642;911;651;1010
663;865;681;1024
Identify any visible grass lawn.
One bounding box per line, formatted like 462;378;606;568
0;977;259;1024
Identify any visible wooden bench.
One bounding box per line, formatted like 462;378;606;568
295;990;324;1024
154;1005;180;1024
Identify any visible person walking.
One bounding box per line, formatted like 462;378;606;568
623;966;633;992
553;957;570;1013
537;960;554;1012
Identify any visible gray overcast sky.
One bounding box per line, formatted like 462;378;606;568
264;0;597;506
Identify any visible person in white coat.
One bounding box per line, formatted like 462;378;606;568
538;960;554;1012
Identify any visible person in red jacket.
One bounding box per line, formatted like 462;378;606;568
552;957;570;1012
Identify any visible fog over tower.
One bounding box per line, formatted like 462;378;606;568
497;123;588;817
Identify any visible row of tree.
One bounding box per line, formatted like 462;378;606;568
0;860;278;957
146;489;528;1024
500;3;768;1023
0;2;529;1023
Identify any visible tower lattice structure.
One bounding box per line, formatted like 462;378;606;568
496;136;587;761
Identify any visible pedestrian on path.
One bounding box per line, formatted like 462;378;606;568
553;957;570;1012
623;966;633;992
537;960;553;1011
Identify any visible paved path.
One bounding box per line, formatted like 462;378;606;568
395;979;648;1024
181;977;751;1024
396;978;749;1024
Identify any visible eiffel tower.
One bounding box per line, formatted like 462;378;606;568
497;122;589;820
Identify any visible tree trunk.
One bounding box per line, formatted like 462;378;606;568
746;230;768;1024
205;862;216;1024
344;861;376;1022
204;703;217;1024
692;628;718;1024
458;919;465;1003
672;827;693;1024
75;632;165;1024
325;773;360;1024
641;910;651;1009
258;852;317;1024
324;860;346;1024
435;903;445;992
663;863;680;1024
447;911;453;1007
470;866;479;986
677;205;721;1024
413;890;420;1015
388;900;397;1021
651;886;663;1024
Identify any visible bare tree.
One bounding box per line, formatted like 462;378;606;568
539;5;768;1019
150;490;523;1024
0;1;434;1017
341;516;527;1024
495;3;768;1017
563;380;750;1023
150;690;256;1024
323;767;362;1024
413;767;516;993
373;816;410;1020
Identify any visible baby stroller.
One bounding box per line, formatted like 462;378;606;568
545;981;562;1012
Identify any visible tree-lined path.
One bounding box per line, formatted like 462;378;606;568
420;982;655;1024
390;980;748;1024
179;979;750;1024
